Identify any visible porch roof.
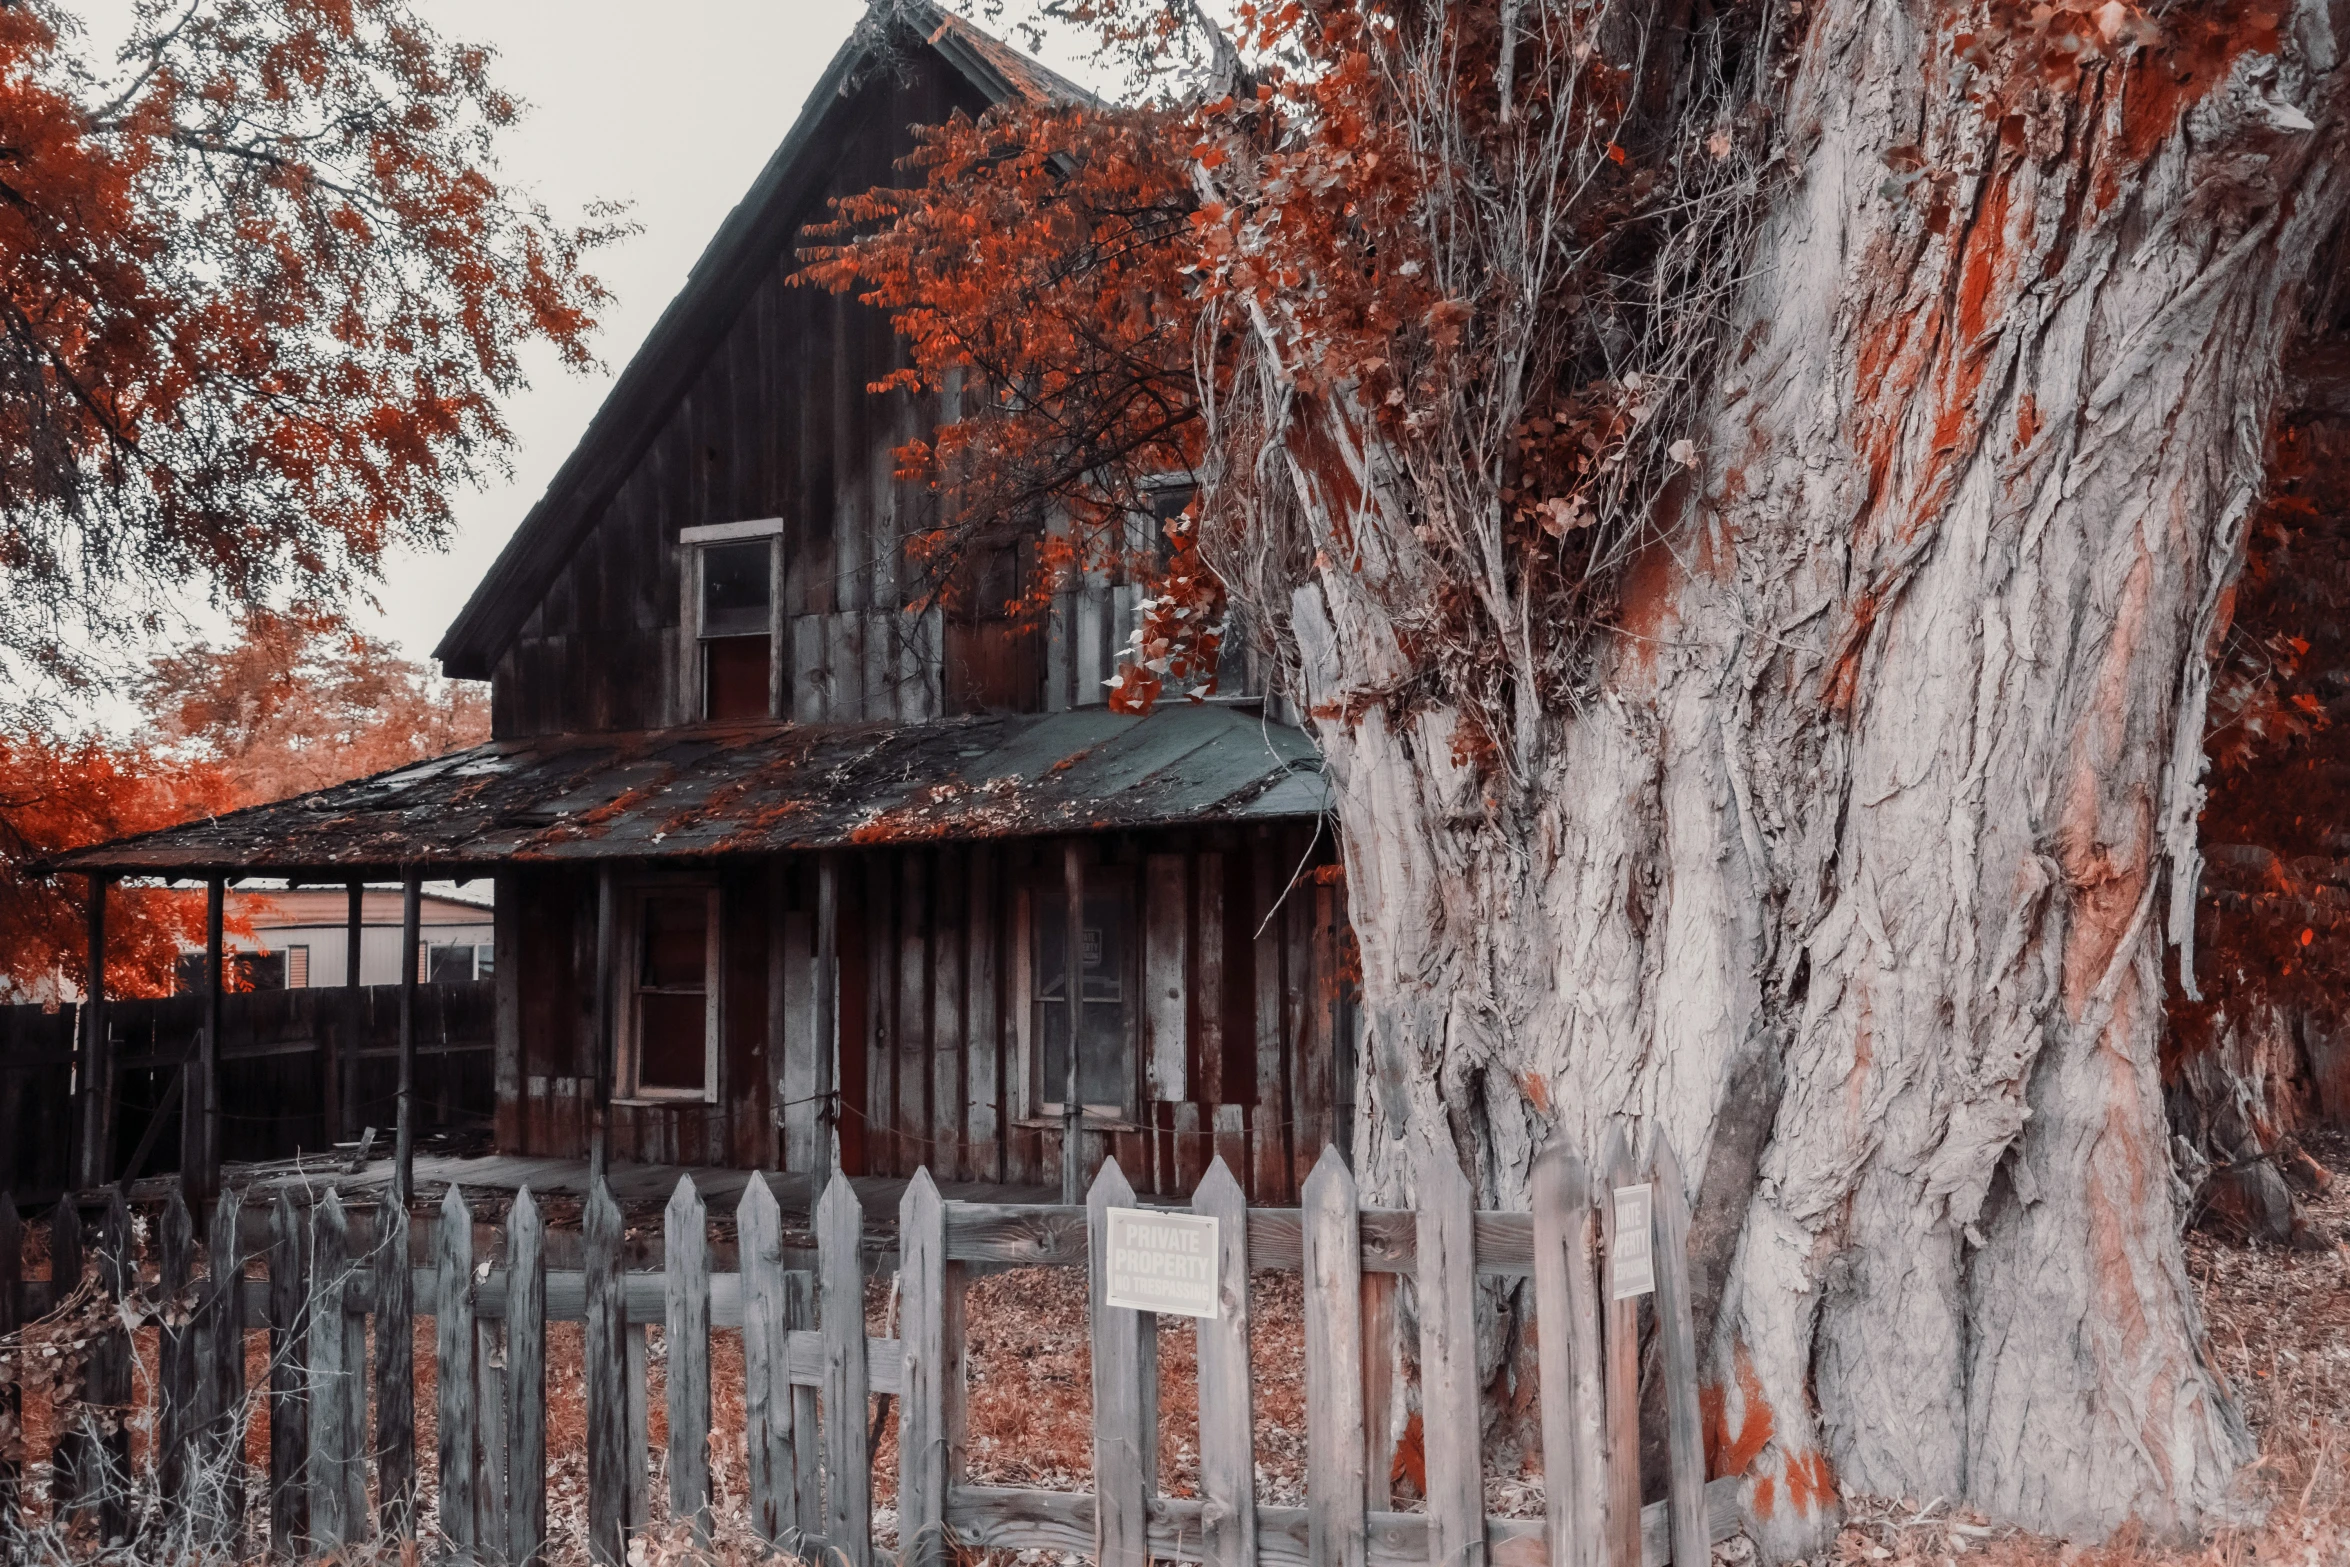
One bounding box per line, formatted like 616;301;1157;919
53;703;1329;880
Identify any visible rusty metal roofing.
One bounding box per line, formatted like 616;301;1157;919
53;705;1329;879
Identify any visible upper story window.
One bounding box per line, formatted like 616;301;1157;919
682;519;781;721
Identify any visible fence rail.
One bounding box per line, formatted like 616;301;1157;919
0;1133;1738;1566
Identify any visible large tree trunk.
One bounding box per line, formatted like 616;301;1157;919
1288;2;2348;1550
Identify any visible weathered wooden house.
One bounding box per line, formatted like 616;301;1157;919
60;2;1352;1204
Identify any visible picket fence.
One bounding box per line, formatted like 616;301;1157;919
0;1134;1736;1567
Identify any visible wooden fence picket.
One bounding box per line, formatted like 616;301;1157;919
156;1190;195;1506
817;1168;872;1567
509;1186;548;1567
376;1196;417;1539
1087;1158;1151;1567
436;1182;478;1562
1598;1129;1642;1567
1531;1136;1604;1567
309;1189;364;1552
666;1174;713;1542
1412;1141;1482;1567
898;1168;947;1567
268;1188;310;1557
584;1174;629;1567
205;1188;246;1553
1192;1156;1257;1567
48;1196;82;1512
1301;1147;1367;1567
737;1175;795;1547
90;1190;132;1544
784;1268;823;1539
0;1192;19;1538
1648;1137;1708;1567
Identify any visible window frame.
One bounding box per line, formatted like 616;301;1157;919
1027;864;1140;1121
680;518;784;721
616;880;724;1106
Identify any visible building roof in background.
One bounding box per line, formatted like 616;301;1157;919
236;889;493;928
432;1;1092;680
53;705;1329;879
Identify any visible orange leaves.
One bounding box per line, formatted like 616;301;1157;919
0;0;619;690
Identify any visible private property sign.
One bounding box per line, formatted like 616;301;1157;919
1103;1208;1221;1318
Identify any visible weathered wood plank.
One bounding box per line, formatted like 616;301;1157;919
1600;1129;1643;1567
1087;1157;1151;1567
90;1191;133;1544
309;1190;364;1552
898;1169;948;1567
50;1196;85;1511
437;1183;478;1561
1250;841;1287;1203
1195;851;1226;1105
1007;879;1037;1187
818;1170;872;1567
899;853;931;1175
666;1175;713;1541
1192;1158;1256;1567
509;1188;548;1567
1212;1105;1247;1189
932;852;966;1184
584;1177;629;1566
376;1197;417;1538
1302;1147;1367;1567
625;1322;650;1534
205;1189;247;1552
942;1476;1744;1567
268;1189;310;1557
785;1270;823;1537
738;1176;794;1546
1361;1270;1398;1510
1648;1137;1708;1567
1144;854;1187;1102
1173;1102;1208;1194
966;845;1001;1184
1414;1141;1483;1567
1531;1138;1602;1567
782;910;819;1172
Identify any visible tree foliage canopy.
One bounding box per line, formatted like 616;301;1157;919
0;0;621;703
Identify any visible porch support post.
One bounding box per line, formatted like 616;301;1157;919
1061;839;1086;1206
186;875;225;1201
396;868;420;1206
343;879;364;1141
74;873;110;1190
815;853;839;1186
592;863;616;1184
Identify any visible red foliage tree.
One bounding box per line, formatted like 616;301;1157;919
0;0;620;703
0;732;231;998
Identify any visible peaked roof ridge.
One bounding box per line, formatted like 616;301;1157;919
435;3;1091;679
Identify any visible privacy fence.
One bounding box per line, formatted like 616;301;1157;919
0;1138;1737;1566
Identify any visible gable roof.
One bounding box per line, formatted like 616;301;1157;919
434;1;1090;680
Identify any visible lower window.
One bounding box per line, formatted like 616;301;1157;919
622;886;721;1101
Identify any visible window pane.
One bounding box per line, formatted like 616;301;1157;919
701;541;772;636
640;895;708;989
428;944;477;983
704;634;771;721
1035;882;1131;1110
474;944;496;980
638;991;708;1090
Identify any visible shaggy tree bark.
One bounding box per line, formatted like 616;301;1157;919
1283;1;2348;1549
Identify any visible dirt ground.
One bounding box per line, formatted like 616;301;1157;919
5;1141;2347;1565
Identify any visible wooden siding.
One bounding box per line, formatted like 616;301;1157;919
486;49;1265;742
494;825;1350;1202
